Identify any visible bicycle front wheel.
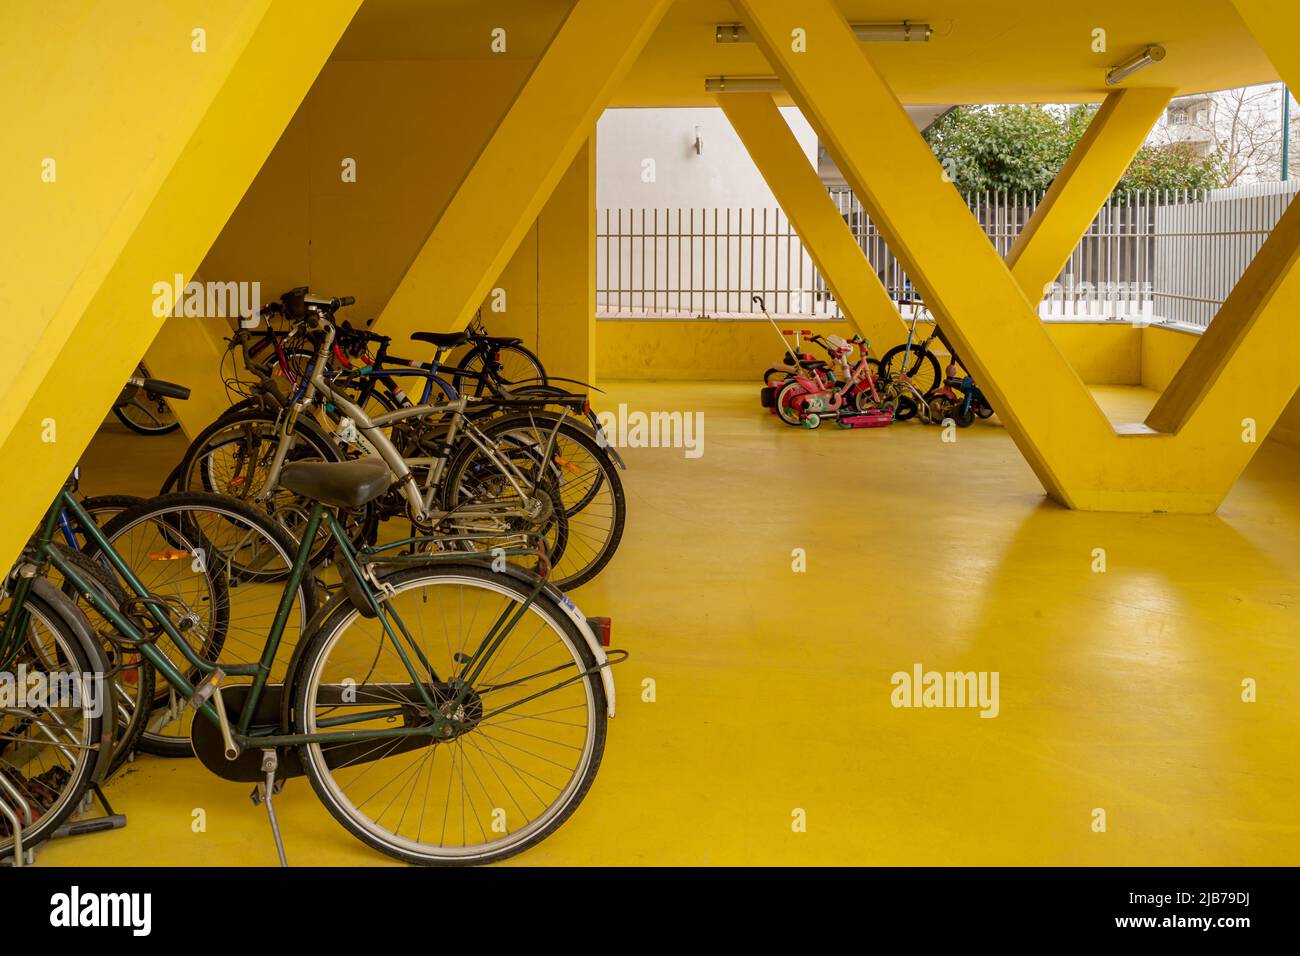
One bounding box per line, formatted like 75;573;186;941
294;564;606;866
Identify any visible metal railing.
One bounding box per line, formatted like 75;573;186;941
596;181;1300;331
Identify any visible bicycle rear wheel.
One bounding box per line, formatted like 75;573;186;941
456;344;547;396
84;493;317;757
877;344;942;397
294;564;606;865
444;414;625;589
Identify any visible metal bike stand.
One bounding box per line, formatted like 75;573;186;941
1;782;129;867
250;749;288;867
51;783;128;839
0;773;35;867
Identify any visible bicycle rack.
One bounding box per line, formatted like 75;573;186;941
0;771;35;867
0;782;127;868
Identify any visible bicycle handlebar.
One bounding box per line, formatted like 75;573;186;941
128;377;190;401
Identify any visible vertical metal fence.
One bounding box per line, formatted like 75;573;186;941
596;181;1299;331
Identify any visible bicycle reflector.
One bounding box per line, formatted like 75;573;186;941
586;616;612;647
148;548;190;561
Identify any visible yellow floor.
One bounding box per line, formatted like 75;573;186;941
39;382;1300;866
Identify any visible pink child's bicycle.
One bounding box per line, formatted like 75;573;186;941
754;297;894;429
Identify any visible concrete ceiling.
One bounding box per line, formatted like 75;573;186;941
330;0;1279;105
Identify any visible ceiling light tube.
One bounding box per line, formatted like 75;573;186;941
1105;44;1166;85
715;21;932;44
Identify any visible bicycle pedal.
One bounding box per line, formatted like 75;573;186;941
189;667;227;711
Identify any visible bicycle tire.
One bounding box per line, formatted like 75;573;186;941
85;493;318;757
293;563;606;866
0;583;112;857
878;344;942;397
176;409;347;567
445;414;625;589
456;343;548;396
52;545;154;777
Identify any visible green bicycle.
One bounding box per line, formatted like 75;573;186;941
1;458;620;866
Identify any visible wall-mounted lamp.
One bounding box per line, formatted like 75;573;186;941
704;76;783;93
715;20;932;43
1105;44;1166;85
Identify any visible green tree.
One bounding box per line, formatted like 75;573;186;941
925;104;1221;195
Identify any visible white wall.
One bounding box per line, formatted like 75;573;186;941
596;106;817;210
595;107;819;316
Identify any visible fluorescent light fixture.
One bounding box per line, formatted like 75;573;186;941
1105;44;1166;85
704;76;783;93
715;21;932;43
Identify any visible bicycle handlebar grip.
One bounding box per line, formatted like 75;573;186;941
141;379;191;401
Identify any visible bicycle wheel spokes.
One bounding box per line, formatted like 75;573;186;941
91;498;312;754
298;571;600;864
0;600;102;853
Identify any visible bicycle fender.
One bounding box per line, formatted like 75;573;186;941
485;562;617;719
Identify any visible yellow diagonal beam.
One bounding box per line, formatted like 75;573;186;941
734;0;1111;506
734;0;1300;513
717;92;908;348
1008;88;1173;301
0;0;359;570
374;0;670;341
1143;0;1300;442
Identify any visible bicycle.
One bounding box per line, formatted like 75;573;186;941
2;464;621;866
112;365;182;436
875;302;993;426
183;293;625;588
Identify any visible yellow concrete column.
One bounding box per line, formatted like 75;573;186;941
536;138;597;389
374;0;670;343
0;0;360;570
1007;88;1173;301
717;92;908;349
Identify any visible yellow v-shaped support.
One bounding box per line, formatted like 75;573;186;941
1008;88;1174;300
735;0;1300;512
374;0;671;343
716;92;908;348
0;0;360;571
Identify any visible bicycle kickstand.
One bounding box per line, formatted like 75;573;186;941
250;749;288;867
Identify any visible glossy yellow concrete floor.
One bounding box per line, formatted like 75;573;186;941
39;382;1300;867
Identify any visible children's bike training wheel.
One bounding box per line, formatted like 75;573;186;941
774;379;808;427
294;564;607;866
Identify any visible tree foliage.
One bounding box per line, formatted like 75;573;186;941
925;104;1222;195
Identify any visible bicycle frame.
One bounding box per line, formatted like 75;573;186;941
1;490;555;753
256;317;565;529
